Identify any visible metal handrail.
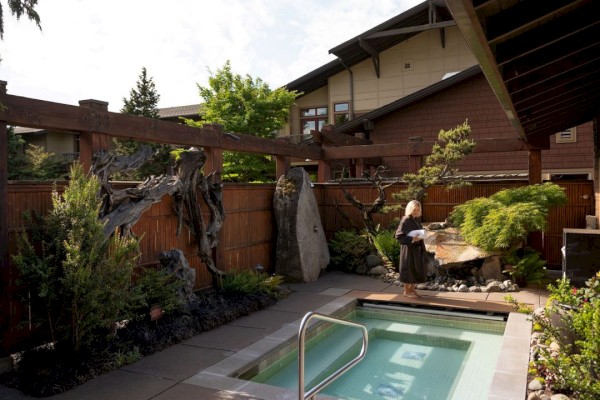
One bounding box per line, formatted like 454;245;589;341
298;311;368;400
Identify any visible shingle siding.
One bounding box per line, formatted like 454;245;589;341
369;73;593;177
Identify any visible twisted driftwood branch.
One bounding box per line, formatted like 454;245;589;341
172;148;225;280
92;145;226;281
337;165;399;234
92;146;182;237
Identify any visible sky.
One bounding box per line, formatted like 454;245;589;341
0;0;423;112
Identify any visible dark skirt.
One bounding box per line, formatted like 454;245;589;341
398;241;427;284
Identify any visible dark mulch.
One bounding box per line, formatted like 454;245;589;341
0;289;286;397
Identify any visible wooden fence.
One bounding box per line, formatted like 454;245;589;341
1;179;593;352
6;180;594;279
316;180;594;267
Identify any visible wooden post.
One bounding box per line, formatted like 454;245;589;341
354;158;365;178
204;147;223;175
0;81;11;355
528;149;542;184
78;99;109;173
0;81;8;270
408;155;422;173
595;115;600;220
275;155;290;180
528;148;543;253
317;160;331;183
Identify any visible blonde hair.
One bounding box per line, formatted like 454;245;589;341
404;200;422;217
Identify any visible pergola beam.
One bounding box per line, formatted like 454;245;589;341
323;137;536;159
0;93;324;161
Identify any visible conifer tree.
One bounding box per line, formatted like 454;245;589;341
114;67;171;179
121;67;160;118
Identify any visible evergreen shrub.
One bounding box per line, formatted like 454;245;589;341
328;230;376;273
13;163;153;351
448;182;567;251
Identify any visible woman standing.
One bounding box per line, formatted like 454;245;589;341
395;200;428;298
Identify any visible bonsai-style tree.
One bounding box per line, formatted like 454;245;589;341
449;182;567;251
448;182;568;285
186;60;298;182
391;120;475;205
337;121;475;234
337;165;399;235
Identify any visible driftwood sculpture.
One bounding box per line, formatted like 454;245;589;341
92;146;181;237
172;148;225;281
337;165;399;234
92;145;225;282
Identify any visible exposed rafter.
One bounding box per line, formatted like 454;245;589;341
358;38;381;78
445;0;599;141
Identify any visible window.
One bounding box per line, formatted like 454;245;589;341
300;106;328;134
73;133;80;153
333;102;350;125
556;127;577;143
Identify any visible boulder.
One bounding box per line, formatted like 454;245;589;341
158;249;198;305
365;254;381;269
273;168;329;282
424;227;499;268
480;256;506;281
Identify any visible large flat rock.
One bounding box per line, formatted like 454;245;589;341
424;227;499;268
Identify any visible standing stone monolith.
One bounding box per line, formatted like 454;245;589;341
274;167;329;282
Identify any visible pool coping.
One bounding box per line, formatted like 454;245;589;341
184;296;531;400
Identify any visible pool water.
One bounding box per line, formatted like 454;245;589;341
248;305;506;400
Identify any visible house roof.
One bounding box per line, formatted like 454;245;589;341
444;0;600;147
13;127;45;134
333;65;482;134
284;0;454;95
157;104;203;120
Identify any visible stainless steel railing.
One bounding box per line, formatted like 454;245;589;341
297;311;368;400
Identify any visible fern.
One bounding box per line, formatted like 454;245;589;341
222;270;284;296
371;230;400;268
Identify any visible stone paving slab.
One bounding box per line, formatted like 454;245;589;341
183;324;268;352
47;369;177;400
121;344;233;381
267;291;340;313
228;309;304;333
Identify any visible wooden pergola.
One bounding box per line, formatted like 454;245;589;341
0;80;549;272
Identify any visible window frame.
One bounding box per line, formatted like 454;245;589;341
300;106;328;134
333;101;350;124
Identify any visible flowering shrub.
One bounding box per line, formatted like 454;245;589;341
528;272;600;399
